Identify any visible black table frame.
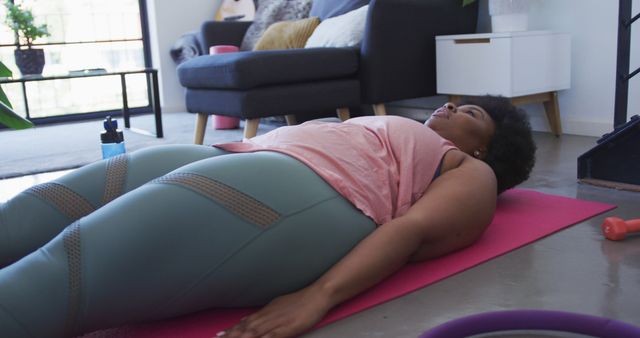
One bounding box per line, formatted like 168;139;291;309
0;68;163;138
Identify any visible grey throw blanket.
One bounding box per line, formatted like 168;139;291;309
170;31;203;64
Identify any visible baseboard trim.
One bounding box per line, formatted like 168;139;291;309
161;104;187;114
529;115;612;137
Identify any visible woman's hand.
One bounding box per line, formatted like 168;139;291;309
218;285;331;338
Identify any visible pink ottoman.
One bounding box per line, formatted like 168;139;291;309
209;45;241;129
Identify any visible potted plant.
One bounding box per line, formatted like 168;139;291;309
3;0;50;75
0;60;33;129
487;0;530;32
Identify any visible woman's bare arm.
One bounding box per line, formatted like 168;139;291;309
222;155;497;338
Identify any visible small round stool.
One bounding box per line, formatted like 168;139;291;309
209;45;241;130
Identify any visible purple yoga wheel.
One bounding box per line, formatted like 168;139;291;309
420;310;640;338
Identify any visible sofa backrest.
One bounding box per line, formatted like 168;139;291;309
358;0;478;104
309;0;370;20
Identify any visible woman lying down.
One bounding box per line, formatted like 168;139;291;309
0;95;535;338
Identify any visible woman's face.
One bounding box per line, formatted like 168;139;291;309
425;102;496;158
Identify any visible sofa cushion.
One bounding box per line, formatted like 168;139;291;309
309;0;369;20
305;5;368;48
184;79;360;117
178;47;359;90
253;17;320;50
240;0;313;51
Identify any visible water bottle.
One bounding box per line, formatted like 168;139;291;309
100;116;126;159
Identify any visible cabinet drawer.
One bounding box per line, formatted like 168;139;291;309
436;31;571;97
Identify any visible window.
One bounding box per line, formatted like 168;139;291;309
0;0;151;122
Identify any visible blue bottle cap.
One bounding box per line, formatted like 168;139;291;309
101;116;124;143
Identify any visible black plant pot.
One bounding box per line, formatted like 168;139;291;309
14;48;45;76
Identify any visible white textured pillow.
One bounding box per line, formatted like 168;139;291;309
305;5;368;48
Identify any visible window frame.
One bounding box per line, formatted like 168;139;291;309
0;0;153;126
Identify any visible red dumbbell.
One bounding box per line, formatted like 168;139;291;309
601;217;640;241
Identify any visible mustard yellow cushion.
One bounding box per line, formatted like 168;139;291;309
253;17;321;50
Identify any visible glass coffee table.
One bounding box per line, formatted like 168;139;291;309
0;68;163;138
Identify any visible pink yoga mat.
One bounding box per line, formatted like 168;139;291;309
85;189;615;337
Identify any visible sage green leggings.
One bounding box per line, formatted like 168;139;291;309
0;145;375;337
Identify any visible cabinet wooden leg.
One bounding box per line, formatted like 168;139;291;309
194;113;209;145
448;95;463;104
543;91;563;136
337;108;350;121
243;118;260;139
373;103;386;116
285;114;297;126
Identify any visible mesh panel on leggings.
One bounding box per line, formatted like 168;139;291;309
25;182;95;221
63;222;82;335
152;173;280;227
102;154;128;204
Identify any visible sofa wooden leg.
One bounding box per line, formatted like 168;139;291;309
194;113;209;145
373;103;386;116
244;118;260;139
337;108;350;121
285;114;297;126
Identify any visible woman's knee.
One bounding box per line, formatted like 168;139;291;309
124;145;228;190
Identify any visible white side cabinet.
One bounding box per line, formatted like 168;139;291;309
435;31;571;136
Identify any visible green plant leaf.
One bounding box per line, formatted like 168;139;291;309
0;99;33;129
0;85;12;108
0;61;11;78
462;0;477;6
0;62;14;108
4;0;51;46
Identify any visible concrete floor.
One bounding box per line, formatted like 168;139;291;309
306;132;640;338
1;129;638;337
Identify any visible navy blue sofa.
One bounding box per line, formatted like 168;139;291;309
178;0;478;143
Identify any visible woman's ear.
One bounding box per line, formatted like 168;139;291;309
474;147;489;160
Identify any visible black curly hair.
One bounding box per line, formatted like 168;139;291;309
461;95;537;194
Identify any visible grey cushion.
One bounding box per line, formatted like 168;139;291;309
240;0;313;51
170;31;203;65
178;47;359;90
309;0;370;20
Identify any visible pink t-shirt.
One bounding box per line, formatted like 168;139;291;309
215;116;456;225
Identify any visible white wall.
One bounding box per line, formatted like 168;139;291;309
509;0;640;136
394;0;640;137
146;0;222;113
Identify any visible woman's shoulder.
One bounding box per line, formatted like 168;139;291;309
439;149;495;180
